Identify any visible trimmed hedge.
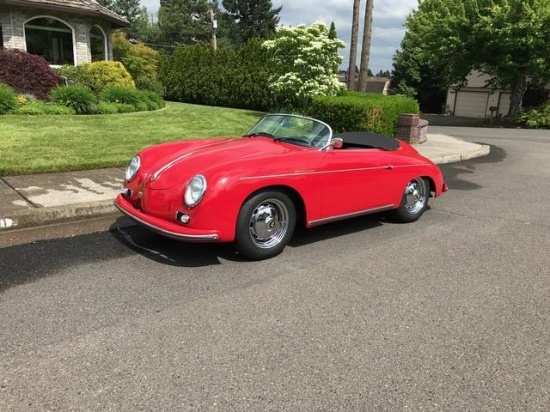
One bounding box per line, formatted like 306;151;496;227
306;92;420;136
159;40;274;111
0;49;60;100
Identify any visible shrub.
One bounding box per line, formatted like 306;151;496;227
306;92;420;136
100;86;141;107
42;103;76;115
11;96;74;115
263;22;345;109
115;103;136;113
0;83;17;114
96;102;119;114
50;85;97;114
138;90;164;110
56;61;135;95
113;32;163;94
0;49;61;100
83;61;135;94
516;101;550;128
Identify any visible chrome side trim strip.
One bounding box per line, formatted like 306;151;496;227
309;204;395;226
114;201;219;241
240;167;384;180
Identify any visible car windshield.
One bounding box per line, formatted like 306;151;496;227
244;114;332;148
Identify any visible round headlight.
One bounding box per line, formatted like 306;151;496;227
184;175;207;207
125;156;140;182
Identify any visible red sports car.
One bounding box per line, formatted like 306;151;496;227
115;114;447;260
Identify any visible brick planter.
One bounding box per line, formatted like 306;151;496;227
396;113;428;144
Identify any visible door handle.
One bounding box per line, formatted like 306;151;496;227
385;165;394;170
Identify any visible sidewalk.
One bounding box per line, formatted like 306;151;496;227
0;134;490;231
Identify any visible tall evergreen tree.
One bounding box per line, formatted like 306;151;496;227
222;0;282;46
95;0;149;37
157;0;212;48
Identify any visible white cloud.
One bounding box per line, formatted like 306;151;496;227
139;0;416;72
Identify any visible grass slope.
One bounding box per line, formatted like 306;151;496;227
0;102;263;176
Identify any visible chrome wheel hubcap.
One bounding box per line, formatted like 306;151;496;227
404;178;427;214
249;199;289;249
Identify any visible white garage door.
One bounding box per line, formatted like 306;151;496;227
454;91;489;118
498;92;511;117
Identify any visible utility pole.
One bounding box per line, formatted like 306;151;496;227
348;0;361;91
358;0;374;92
209;8;217;50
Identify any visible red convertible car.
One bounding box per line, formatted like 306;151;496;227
115;114;447;260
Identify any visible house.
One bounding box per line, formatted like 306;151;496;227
0;0;128;66
365;77;391;95
444;71;512;118
339;72;391;95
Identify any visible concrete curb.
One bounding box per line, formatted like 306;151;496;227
430;144;491;164
0;200;119;231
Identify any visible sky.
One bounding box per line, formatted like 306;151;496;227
140;0;419;73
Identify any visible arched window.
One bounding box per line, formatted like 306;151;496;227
25;17;74;65
90;26;106;62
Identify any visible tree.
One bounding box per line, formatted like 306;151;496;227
375;69;390;78
157;0;212;48
391;29;447;113
403;0;550;117
357;0;374;92
347;0;360;91
95;0;150;38
222;0;282;46
262;22;345;108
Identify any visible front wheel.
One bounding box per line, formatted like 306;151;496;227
234;191;296;260
391;178;430;223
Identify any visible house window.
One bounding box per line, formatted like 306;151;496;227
90;26;106;61
25;17;74;65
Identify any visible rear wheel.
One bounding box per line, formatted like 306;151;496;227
234;191;296;260
392;178;430;223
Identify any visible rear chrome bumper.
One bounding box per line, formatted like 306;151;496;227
114;195;219;242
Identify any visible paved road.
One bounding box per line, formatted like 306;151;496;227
1;127;549;411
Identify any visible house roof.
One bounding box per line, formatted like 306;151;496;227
365;77;390;94
0;0;129;27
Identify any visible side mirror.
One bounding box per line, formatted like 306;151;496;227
331;137;343;149
321;137;343;151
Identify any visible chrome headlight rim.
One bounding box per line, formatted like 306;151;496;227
184;174;207;208
125;155;140;182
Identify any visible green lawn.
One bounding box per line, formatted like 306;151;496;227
0;102;263;176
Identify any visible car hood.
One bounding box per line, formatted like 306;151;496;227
141;137;304;190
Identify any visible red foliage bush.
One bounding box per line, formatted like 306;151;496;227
0;48;61;100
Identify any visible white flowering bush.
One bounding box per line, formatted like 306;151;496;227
263;22;345;108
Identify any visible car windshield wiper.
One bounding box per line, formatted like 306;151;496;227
244;132;275;138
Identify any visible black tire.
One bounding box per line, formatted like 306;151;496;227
234;190;296;260
391;177;430;223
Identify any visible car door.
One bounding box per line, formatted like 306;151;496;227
317;148;399;221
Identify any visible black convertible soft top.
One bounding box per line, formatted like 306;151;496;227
334;132;401;151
